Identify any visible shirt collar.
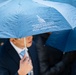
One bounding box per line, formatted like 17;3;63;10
10;41;28;55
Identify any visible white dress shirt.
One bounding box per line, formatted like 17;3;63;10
10;41;28;59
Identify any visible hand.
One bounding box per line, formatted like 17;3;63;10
18;55;33;75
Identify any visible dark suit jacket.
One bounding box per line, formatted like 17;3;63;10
0;40;40;75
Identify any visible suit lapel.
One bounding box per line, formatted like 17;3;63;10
28;43;40;75
6;40;21;65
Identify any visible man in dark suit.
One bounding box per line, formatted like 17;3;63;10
0;36;40;75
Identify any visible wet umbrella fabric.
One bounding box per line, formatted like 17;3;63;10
37;0;76;52
44;0;76;7
0;0;8;3
0;0;71;38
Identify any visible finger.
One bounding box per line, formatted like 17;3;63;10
20;56;28;63
23;54;27;58
23;57;29;63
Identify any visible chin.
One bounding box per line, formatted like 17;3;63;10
27;43;32;47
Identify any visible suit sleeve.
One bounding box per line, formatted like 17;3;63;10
0;66;19;75
0;67;9;75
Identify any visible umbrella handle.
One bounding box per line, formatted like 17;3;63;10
24;38;27;48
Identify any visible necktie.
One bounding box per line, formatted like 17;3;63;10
20;50;33;75
20;50;25;57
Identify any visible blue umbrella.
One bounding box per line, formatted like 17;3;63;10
0;0;9;7
0;0;71;38
44;0;76;7
0;0;8;3
38;0;76;52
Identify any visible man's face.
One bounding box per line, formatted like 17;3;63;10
25;36;33;47
11;36;33;49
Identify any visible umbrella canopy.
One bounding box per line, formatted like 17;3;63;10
0;0;71;38
0;0;10;7
44;0;76;7
0;0;8;3
37;0;76;52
